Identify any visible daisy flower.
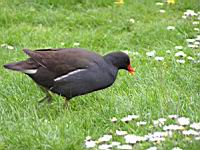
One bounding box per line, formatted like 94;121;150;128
168;114;179;119
176;59;185;64
167;26;175;30
117;144;132;150
177;117;190;126
137;121;147;126
175;46;183;50
98;144;112;150
175;51;186;57
160;10;166;13
116;130;128;136
98;135;112;143
73;42;80;47
111;117;117;123
187;56;194;61
190;122;200;130
85;140;96;148
155;56;164;61
155;2;163;6
129;19;135;24
163;124;184;131
146;51;156;57
182;129;199;136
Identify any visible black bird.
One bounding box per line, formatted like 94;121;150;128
4;48;135;105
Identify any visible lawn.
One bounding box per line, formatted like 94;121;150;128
0;0;200;149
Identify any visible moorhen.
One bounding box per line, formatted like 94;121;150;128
4;48;135;105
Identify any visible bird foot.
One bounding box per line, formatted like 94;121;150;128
63;98;69;108
39;96;52;104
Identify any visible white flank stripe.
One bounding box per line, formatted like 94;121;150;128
22;69;38;74
54;69;86;81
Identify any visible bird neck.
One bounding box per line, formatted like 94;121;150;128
103;54;121;69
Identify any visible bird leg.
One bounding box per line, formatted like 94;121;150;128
64;97;69;108
38;86;52;103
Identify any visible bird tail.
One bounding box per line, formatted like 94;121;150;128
4;59;38;74
4;61;28;71
3;48;40;74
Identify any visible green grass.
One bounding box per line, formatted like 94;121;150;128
0;0;200;149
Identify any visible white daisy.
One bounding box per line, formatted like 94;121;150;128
0;43;7;47
124;135;138;144
182;15;187;19
73;42;80;46
172;147;183;150
163;124;184;131
129;19;135;24
167;26;175;30
193;21;199;25
137;121;147;126
154;132;167;137
168;114;179;119
194;60;200;64
155;2;164;6
160;10;166;13
85;136;91;141
186;39;195;43
153;120;161;127
121;117;132;123
188;44;198;48
166;131;173;138
85;140;96;148
146;51;156;57
128;114;139;119
111;117;117;123
158;118;167;125
155;56;164;61
184;10;198;17
117;144;132;150
98;135;112;143
190;122;200;130
177;117;190;126
196;35;200;41
149;137;165;142
121;115;139;123
194;41;200;45
149;132;168;138
153;119;166;127
124;134;146;144
98;144;112;150
7;45;14;50
116;130;128;136
175;51;186;57
187;56;194;61
176;59;185;64
194;28;200;32
175;46;183;50
195;137;200;140
166;50;171;54
182;129;199;136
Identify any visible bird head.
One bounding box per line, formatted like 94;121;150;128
104;51;135;75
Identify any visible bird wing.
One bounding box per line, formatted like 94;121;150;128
51;66;115;99
23;48;103;77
